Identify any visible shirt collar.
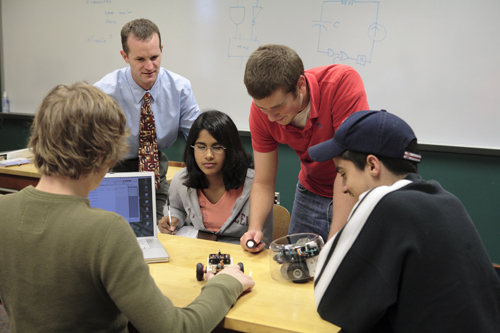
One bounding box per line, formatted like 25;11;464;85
404;173;421;182
125;67;161;103
304;72;320;120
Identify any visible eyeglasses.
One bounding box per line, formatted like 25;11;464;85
191;144;226;154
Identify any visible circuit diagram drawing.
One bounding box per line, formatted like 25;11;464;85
313;0;386;65
228;0;263;67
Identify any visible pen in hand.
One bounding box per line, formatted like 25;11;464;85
166;196;176;234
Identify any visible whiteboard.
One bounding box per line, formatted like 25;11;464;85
2;0;500;149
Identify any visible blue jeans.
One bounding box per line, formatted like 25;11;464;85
288;181;333;242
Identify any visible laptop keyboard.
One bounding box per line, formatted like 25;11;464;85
138;239;152;250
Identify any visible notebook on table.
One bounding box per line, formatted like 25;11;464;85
89;171;169;263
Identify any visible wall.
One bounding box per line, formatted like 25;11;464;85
2;120;498;264
418;151;500;265
2;0;500;149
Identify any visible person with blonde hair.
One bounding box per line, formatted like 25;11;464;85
0;82;254;332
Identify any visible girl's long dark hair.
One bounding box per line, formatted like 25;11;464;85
182;110;253;190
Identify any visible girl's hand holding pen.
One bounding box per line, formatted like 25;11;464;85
159;196;179;234
158;216;180;234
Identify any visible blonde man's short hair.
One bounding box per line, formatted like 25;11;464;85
28;82;129;179
121;18;161;55
244;44;304;100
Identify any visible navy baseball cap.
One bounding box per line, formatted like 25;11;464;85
308;110;421;163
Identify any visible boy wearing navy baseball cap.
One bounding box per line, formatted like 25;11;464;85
310;110;500;332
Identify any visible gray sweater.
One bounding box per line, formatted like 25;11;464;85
166;168;273;246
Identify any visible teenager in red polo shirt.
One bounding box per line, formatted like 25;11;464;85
241;44;369;252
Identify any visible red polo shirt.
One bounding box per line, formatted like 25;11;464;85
249;65;369;198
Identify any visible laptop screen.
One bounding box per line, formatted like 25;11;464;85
89;172;157;238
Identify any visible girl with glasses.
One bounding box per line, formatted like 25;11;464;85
159;110;273;246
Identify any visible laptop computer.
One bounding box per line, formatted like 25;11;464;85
89;171;169;263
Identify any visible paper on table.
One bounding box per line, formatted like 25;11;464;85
0;148;33;161
0;158;33;167
175;225;199;238
157;225;199;238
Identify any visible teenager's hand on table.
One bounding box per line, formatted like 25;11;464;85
240;230;266;253
207;265;255;292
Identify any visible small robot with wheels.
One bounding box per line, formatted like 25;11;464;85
196;251;244;281
272;237;321;283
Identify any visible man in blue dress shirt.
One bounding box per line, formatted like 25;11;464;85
95;19;201;221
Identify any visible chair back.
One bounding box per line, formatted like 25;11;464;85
168;161;186;168
272;204;291;241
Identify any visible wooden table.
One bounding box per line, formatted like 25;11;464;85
0;163;40;192
151;234;340;333
0;163;183;193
